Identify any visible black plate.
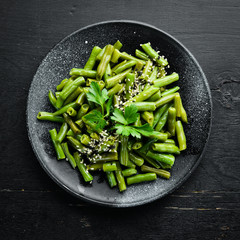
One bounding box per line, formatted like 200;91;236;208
27;20;212;207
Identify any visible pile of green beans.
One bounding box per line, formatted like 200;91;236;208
37;40;188;192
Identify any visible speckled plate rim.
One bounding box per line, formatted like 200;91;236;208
26;20;212;208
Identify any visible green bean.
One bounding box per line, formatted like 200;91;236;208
135;49;149;61
120;52;146;65
148;66;158;83
176;120;187;151
132;142;143;150
56;78;69;91
152;143;180;155
86;79;105;90
67;107;77;117
155;108;169;132
49;129;65;160
64;87;83;105
162;86;180;97
137;151;160;168
80;134;91;146
113;60;137;75
106;171;117;188
126;159;136;169
66;129;75;137
127;138;134;151
132;85;159;102
55;91;61;99
53;102;78;116
139;138;158;154
141;111;154;126
70;68;96;78
76;103;89;120
56;77;85;108
152;103;170;128
158;66;166;78
97;135;117;152
94;152;118;163
164;139;176;145
106;68;132;88
146;151;175;167
134;114;142;126
153;73;179;88
63;113;81;134
37;112;64;123
111;49;121;63
104;64;112;81
119;135;129;166
113;94;120;107
133;102;156;111
103;162;117;172
62;79;73;91
74;152;93;182
167;107;176;136
134;61;144;72
67;136;86;153
113;40;123;50
112;60;127;72
122;168;137;177
174;93;181;117
147;90;161;102
56;122;68;143
155;93;176;108
48;90;57;109
140;59;152;80
61;142;76;169
107;83;124;97
115;162;126;192
90;132;99;140
87;163;103;171
129;152;144;166
148;132;168;141
97;45;114;80
141;43;168;66
127;173;157;185
125;73;135;100
141;165;170;179
175;93;188;123
75;119;84;128
75;92;86;105
160;87;166;92
96;46;106;61
84;46;102;70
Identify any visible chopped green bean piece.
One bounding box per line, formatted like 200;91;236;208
141;165;170;179
84;46;102;70
49;129;65;160
37;112;64;123
176;120;187;151
127;173;157;185
61;142;76;169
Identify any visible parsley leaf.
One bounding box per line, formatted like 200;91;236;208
111;108;128;125
113;123;155;139
111;104;139;125
133;124;155;137
114;124;141;138
124;104;139;124
86;82;109;114
82;110;107;131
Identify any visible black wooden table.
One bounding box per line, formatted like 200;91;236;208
1;1;239;239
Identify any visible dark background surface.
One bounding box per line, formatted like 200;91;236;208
1;0;239;239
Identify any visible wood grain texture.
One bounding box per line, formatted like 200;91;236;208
0;0;240;239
